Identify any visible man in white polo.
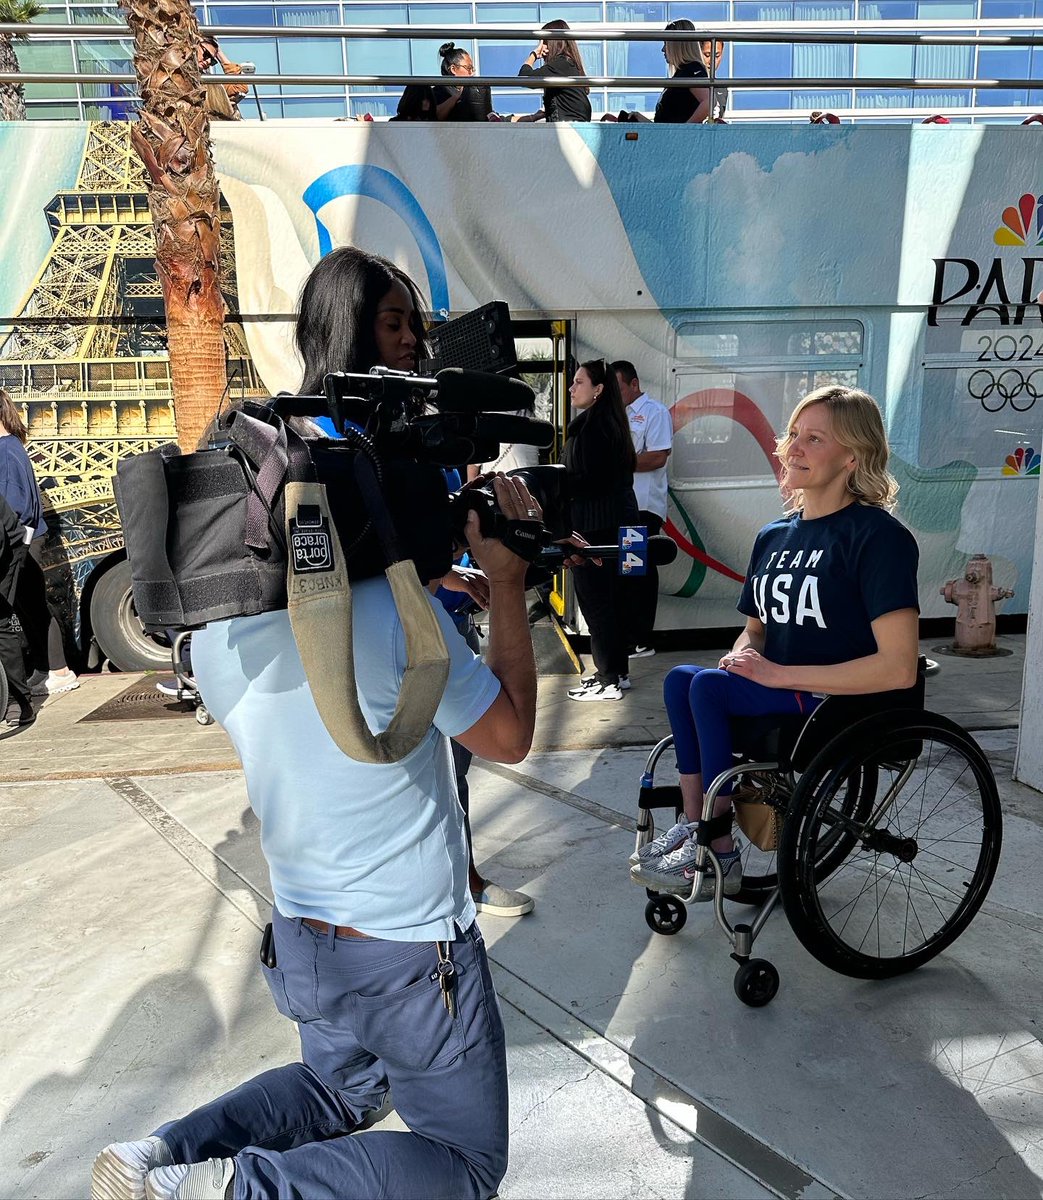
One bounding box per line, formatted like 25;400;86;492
612;361;673;658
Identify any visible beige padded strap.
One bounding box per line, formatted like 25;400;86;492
284;480;450;764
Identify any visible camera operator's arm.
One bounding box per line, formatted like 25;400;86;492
454;476;537;765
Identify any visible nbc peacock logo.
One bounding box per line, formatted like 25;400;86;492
1002;446;1041;476
994;193;1043;247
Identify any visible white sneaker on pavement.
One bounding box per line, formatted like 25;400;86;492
91;1135;173;1200
145;1159;235;1200
31;669;80;696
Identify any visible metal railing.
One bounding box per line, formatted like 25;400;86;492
3;20;1042;117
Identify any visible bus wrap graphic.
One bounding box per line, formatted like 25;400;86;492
994;194;1043;247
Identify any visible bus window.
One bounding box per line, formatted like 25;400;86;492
672;318;864;483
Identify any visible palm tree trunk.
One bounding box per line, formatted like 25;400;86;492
119;0;225;450
0;35;26;121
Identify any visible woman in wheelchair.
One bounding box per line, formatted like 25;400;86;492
631;385;920;899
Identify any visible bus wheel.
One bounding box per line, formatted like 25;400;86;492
90;560;170;672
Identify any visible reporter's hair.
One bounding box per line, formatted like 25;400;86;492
663;19;707;74
296;247;429;394
542;20;589;91
581;358;636;473
439;42;470;74
0;388;27;443
776;385;899;513
610;359;639;386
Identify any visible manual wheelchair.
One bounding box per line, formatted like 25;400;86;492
634;659;1002;1007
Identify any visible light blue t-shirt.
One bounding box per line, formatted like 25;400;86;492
192;578;501;941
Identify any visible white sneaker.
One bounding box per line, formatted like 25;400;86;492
618;674;631;690
91;1136;173;1200
568;681;623;702
32;670;80;696
145;1159;235;1200
629;819;696;866
629;645;656;659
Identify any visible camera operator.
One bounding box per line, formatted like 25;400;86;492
91;249;549;1200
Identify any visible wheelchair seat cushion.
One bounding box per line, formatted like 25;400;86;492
729;713;808;765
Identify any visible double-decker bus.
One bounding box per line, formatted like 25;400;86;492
1;116;1038;663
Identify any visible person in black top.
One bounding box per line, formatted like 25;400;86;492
516;19;592;123
700;39;728;120
389;84;438;121
564;359;639;702
605;19;710;125
434;42;493;121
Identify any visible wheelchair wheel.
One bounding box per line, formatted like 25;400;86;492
779;717;1002;979
645;896;687;936
734;768;875;905
733;959;780;1006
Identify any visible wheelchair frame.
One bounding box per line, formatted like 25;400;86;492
634;690;1003;1007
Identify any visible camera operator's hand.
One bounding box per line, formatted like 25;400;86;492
440;563;491;610
464;475;540;586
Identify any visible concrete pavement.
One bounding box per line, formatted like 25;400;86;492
1;634;1040;1198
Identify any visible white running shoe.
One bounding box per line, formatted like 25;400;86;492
32;670;80;696
91;1135;173;1200
145;1159;235;1200
629;645;656;658
629;819;696;867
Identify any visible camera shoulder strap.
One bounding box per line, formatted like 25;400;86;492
284;465;450;765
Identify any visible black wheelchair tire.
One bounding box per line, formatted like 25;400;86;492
733;959;780;1006
779;716;1002;979
645;896;687;936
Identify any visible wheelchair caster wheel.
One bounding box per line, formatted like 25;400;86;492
195;705;213;726
733;959;779;1007
645;896;687;936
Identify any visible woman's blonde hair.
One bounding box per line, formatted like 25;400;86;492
776;385;899;513
663;19;707;74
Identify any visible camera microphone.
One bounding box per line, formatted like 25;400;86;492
473;414;554;450
536;535;679;568
434;368;536;414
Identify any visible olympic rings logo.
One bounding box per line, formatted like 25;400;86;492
967;368;1043;412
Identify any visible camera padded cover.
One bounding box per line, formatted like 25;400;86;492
115;429;454;633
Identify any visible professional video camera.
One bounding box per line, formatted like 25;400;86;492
113;302;675;764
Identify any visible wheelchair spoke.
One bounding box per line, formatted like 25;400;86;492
785;724;1001;974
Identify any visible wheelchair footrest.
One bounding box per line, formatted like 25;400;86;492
638;785;684;812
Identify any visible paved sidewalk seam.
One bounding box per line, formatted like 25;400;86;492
492;963;843;1200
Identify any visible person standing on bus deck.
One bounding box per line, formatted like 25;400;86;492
612;361;673;659
700;39;728;120
515;21;591;123
434;43;493;121
198;36;249;121
631;386;919;896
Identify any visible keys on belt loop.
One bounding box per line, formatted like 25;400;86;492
434;940;457;1019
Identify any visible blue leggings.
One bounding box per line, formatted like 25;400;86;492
663;666;819;799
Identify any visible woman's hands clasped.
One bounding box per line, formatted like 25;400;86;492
719;647;785;688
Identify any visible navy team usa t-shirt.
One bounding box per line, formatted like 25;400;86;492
737;503;919;667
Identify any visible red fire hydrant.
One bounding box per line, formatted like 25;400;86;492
940;554;1014;655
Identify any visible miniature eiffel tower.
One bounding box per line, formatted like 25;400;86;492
0;121;262;596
